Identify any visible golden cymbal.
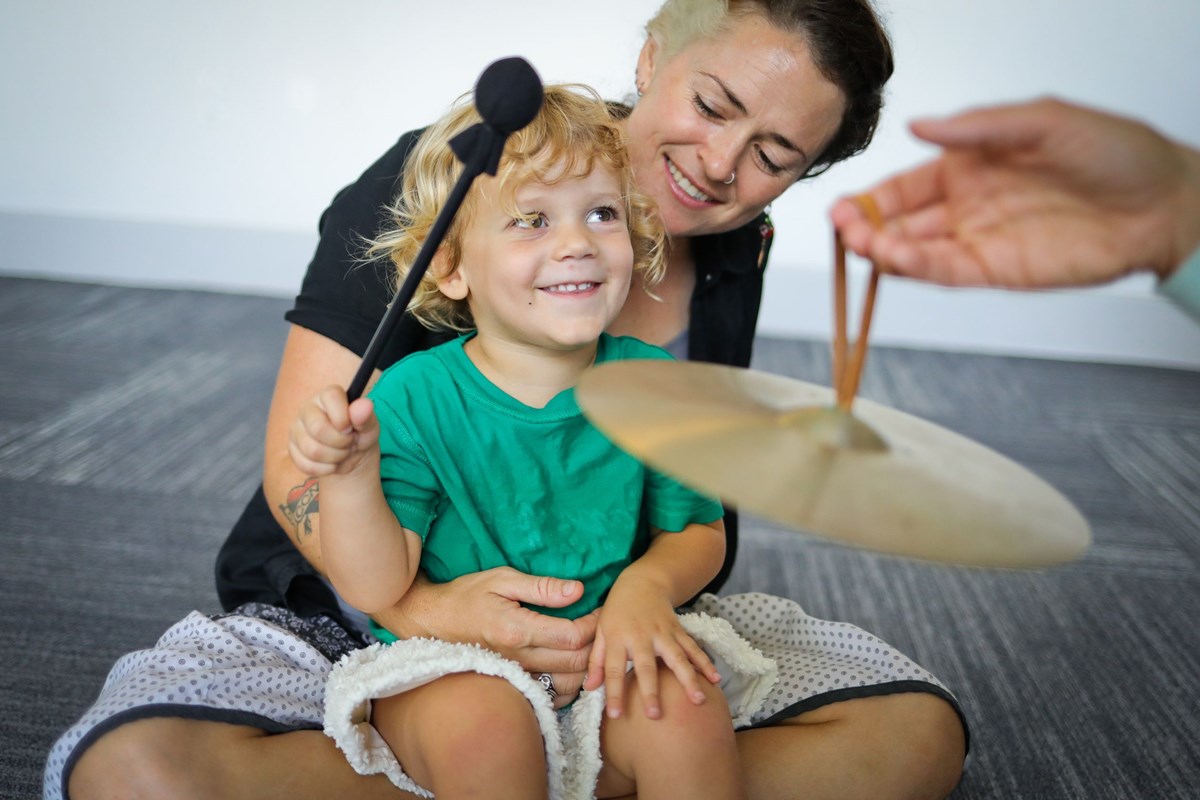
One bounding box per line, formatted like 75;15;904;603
577;360;1091;568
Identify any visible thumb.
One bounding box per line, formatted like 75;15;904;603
348;398;377;432
493;570;584;609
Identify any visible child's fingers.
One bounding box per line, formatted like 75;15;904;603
298;397;353;448
603;659;628;720
657;635;716;706
599;635;636;720
314;385;354;433
584;630;606;693
290;411;352;465
286;436;338;477
623;649;660;721
677;632;721;686
287;388;367;476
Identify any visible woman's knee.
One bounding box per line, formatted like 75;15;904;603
897;694;967;799
68;717;261;800
792;691;966;799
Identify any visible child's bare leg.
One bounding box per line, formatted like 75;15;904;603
372;672;549;800
595;663;745;800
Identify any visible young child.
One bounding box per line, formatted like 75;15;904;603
288;85;775;799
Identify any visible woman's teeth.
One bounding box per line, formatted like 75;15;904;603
668;160;713;202
543;282;597;294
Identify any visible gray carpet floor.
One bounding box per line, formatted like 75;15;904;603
3;275;1198;798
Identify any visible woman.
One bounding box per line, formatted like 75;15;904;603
55;2;968;798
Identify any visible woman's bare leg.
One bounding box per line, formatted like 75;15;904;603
738;692;966;800
596;664;745;800
67;689;964;800
372;672;549;799
68;717;408;800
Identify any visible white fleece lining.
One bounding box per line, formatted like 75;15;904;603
324;637;568;798
680;612;778;728
323;612;776;799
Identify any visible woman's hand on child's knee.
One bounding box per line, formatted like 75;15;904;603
287;385;379;476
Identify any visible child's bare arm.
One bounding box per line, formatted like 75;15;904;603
288;385;422;615
585;518;726;720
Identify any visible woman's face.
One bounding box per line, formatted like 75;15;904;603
626;13;846;238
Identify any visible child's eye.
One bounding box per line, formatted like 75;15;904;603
586;206;621;224
512;213;548;229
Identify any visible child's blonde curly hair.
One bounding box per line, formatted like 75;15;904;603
365;83;667;332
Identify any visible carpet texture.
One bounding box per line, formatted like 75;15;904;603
2;276;1197;798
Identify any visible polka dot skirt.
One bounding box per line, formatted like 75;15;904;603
43;607;346;800
689;593;959;728
44;594;963;799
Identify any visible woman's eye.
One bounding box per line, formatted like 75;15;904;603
586;206;620;224
513;213;547;229
691;92;721;120
755;147;783;176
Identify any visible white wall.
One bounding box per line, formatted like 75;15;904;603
2;1;1198;367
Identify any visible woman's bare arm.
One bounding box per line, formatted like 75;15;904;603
264;325;369;569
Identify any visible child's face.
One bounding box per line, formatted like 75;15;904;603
439;163;635;351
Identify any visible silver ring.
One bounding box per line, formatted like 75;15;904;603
723;170;736;185
536;673;557;699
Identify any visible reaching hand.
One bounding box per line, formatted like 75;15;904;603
585;574;721;721
287;385;380;477
832;97;1200;289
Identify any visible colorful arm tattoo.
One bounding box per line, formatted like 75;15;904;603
280;477;319;538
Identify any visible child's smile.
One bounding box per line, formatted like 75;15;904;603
540;281;600;296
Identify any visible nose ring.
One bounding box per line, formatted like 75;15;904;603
723;171;736;185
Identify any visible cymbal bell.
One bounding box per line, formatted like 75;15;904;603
577;360;1090;568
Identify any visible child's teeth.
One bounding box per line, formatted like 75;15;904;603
546;282;595;293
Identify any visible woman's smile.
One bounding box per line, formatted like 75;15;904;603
665;156;718;205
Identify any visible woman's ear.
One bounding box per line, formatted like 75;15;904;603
636;35;660;92
433;250;468;300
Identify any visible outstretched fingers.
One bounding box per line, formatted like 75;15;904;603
833;160;948;259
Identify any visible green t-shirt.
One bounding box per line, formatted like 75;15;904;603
367;333;724;640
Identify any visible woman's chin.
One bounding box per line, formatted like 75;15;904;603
657;200;726;239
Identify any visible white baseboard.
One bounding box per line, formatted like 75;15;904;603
759;265;1200;370
3;210;1197;369
0;210;312;299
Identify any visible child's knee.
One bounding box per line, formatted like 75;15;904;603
638;664;735;739
600;665;738;788
402;673;545;767
668;674;734;740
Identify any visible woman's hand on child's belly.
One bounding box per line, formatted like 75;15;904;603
370;565;597;672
